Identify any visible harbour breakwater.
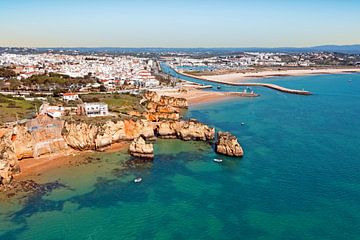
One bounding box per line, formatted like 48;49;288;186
0;92;242;187
177;70;312;95
162;63;312;95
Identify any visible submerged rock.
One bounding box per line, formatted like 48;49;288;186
216;131;244;157
0;179;68;198
129;136;154;159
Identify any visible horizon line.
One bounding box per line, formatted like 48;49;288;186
1;44;360;49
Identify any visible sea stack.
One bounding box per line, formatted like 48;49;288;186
216;131;244;157
129;136;154;159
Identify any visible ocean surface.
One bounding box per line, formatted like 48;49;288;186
1;73;360;239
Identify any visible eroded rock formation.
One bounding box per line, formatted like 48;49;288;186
144;101;180;121
144;91;188;109
62;119;155;150
0;91;242;187
142;91;188;121
0;118;68;185
0;128;20;185
156;119;215;141
215;131;244;157
129;136;154;159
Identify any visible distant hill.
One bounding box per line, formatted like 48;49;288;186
308;45;360;54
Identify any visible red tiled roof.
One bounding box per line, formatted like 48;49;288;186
63;93;78;96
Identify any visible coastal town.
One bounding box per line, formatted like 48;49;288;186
1;0;360;238
164;51;360;77
0;48;359;190
0;53;160;90
0;49;359;123
0;49;247;190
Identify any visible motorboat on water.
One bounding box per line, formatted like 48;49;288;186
241;122;245;126
134;177;142;183
213;158;223;163
217;86;221;89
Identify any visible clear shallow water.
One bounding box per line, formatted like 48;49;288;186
1;74;360;239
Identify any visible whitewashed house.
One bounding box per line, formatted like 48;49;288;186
77;102;109;117
62;92;79;101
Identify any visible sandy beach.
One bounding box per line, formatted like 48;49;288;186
155;88;248;106
199;68;360;83
15;142;129;180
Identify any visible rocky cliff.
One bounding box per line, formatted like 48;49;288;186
215;131;244;157
143;91;188;109
62;118;215;152
62;119;155;150
144;101;180;121
0;119;68;185
0;129;19;185
0;91;242;188
156;120;215;141
129;136;154;159
141;91;187;122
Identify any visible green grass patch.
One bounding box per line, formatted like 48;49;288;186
0;94;41;124
80;93;144;114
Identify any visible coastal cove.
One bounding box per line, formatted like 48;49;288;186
1;73;360;239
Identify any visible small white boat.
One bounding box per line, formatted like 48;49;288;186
213;158;223;163
241;122;245;126
134;177;142;183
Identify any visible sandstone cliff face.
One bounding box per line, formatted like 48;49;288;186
0;119;69;185
62;121;99;150
24;115;68;158
156;120;215;141
156;121;181;139
143;91;188;109
158;95;188;109
143;91;161;103
177;120;215;141
11;125;34;160
129;136;154;159
145;102;180;121
216;132;244;157
62;118;215;153
142;92;186;122
0;128;19;185
62;119;155;150
0;91;233;188
144;112;180;122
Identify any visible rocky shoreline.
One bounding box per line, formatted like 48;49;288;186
216;132;244;157
0;91;243;188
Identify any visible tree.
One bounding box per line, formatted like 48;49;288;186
0;68;17;78
100;84;107;92
8;79;21;90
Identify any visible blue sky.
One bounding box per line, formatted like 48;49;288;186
0;0;359;47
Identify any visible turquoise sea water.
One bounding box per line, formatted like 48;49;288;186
1;73;360;239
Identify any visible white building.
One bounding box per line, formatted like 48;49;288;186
62;93;79;101
77;102;109;117
39;103;65;118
